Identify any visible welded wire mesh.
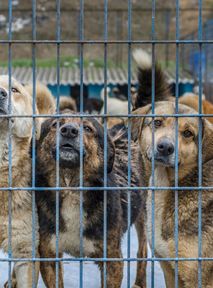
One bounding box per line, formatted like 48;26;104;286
1;0;212;288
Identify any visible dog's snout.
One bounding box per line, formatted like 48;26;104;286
157;139;174;156
0;88;7;99
60;124;79;138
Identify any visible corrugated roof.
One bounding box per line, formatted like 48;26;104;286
0;67;194;85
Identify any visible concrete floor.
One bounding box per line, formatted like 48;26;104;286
0;227;165;288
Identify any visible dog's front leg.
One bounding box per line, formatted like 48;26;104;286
133;213;147;288
4;256;40;288
3;211;40;288
96;238;123;288
14;260;40;288
39;238;64;288
4;268;17;288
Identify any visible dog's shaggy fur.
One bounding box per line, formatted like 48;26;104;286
178;93;213;124
35;112;147;287
25;82;56;117
0;76;41;287
100;87;128;116
132;49;213;287
132;49;171;110
59;96;77;112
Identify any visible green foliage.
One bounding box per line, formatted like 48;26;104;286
0;56;115;68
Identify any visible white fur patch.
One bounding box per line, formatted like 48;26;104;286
50;195;95;257
147;167;170;258
132;49;152;70
0;127;10;167
100;86;111;101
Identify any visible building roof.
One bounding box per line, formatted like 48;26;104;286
0;66;194;85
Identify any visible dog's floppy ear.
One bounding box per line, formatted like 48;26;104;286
202;119;213;163
107;134;115;173
39;118;54;143
131;104;151;142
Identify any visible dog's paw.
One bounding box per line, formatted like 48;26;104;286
132;285;146;288
4;280;17;288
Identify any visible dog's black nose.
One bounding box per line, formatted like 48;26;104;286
60;123;79;138
157;139;174;156
0;88;7;99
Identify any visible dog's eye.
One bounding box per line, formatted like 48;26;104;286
83;125;93;133
183;130;194;138
52;121;58;128
154;119;162;128
11;87;19;93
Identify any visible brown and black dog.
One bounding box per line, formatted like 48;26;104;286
0;76;41;287
35;112;147;287
132;49;213;287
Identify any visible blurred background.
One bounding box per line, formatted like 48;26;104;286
0;0;212;103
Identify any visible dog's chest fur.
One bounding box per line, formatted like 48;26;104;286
0;131;8;166
147;167;170;258
50;172;95;257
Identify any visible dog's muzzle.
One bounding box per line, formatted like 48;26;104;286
154;138;175;167
52;123;85;168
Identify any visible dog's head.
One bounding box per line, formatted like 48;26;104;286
38;112;115;177
0;75;41;140
132;101;213;172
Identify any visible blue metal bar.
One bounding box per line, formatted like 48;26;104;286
79;0;84;286
31;0;37;286
151;1;156;286
198;0;203;287
55;0;61;287
0;256;213;262
7;0;13;286
127;0;132;287
103;0;108;287
174;0;180;286
0;186;213;191
0;40;212;44
1;113;213;118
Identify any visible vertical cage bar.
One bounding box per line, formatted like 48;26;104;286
7;0;13;286
151;0;156;287
79;0;84;287
197;0;203;287
31;0;37;286
127;0;132;287
55;0;61;287
103;0;108;287
175;0;180;287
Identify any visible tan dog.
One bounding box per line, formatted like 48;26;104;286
178;93;213;124
0;75;41;287
25;82;56;121
59;95;77;112
132;49;213;287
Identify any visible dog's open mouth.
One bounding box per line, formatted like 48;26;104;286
154;156;180;168
146;152;179;168
52;143;81;168
60;143;76;151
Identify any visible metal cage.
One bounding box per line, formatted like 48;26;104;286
0;0;212;287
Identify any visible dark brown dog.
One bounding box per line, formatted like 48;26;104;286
132;49;213;287
35;112;147;287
